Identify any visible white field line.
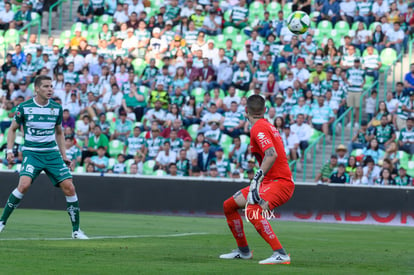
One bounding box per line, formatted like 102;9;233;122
0;232;209;241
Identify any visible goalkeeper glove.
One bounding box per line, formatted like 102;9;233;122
247;169;264;204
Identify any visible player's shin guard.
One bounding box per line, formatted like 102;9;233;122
246;204;283;251
0;188;24;224
223;197;249;251
66;195;80;232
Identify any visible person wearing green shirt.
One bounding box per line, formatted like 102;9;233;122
395;167;413;186
224;0;248;29
315;155;338;183
220;102;244;138
122;83;146;122
83;125;109;164
398;117;414;154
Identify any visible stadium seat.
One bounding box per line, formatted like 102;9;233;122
125;159;135;173
106;112;116;123
108;140;124;158
223;10;231;22
151;0;163;8
132;58;147;76
108;158;116;170
308;129;323;144
364;76;375;89
191;88;206;103
60;30;72;42
239;134;250;145
352;21;366;30
283;2;292;19
144;7;156;18
317;20;332;36
407;161;414;177
266;2;281;19
350;149;364;157
75;119;83;131
380;48;397;70
0;108;10;122
154;169;167;176
143;160;156;175
4;29;19;46
223;26;240;36
235;89;245;98
71;22;87;34
0;134;6;147
75;166;85;173
220;134;233;150
334;21;350;37
186;124;199;140
232;34;246;51
398;151;410;168
209;89;225;99
15;135;24;145
98;14;113;25
369;22;381;32
213;34;226;48
362;48;379;57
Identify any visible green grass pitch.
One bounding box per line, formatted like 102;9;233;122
0;209;413;274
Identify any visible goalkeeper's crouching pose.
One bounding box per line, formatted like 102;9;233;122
219;95;295;264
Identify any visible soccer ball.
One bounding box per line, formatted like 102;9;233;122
287;11;310;35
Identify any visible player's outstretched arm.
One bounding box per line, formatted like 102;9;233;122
55;124;72;167
260;147;277;175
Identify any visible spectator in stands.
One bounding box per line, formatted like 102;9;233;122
363;45;381;81
0;2;14;30
386;22;406;55
395;167;413;186
393;82;406;100
316;154;338;184
373;115;396;150
65;137;81;171
228;136;247;163
145;126;164;160
335;144;348;165
292;58;309;89
111;110;132;142
155;141;177;171
309;95;335;139
346;59;365;127
372;0;389;22
77;0;94;24
200;9;221;35
346;155;357;177
282;124;299;161
404;64;414;92
372;25;386;54
220;101;244;138
89;146;109;173
197;141;214;173
211;147;231;178
13;2;31;30
350;165;368;185
363;156;381;185
320;0;340;24
398;117;414;154
363;139;385;164
12;44;25;69
224;0;248;29
162;119;191;140
395;90;414;130
193;58;216;91
348;119;370;153
329;163;350;184
375;168;395;185
385;91;399;116
124;127;146;159
84;124;109;162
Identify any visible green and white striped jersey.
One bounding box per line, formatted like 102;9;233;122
396;96;414;120
363;54;380;70
399;127;414;143
223;111;243;129
231;6;248;22
15;98;62;152
346;68;365;93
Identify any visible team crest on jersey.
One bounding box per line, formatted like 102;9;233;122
16;111;21;117
28;108;32;114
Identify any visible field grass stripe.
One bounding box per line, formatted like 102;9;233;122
0;232;209;241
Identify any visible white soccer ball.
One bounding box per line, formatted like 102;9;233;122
287;11;311;35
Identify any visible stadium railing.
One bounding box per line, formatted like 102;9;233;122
358;80;379;126
289;160;297;182
17;17;41;44
49;0;71;36
331;107;354;154
303;133;326;182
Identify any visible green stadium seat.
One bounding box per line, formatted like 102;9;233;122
350;149;364;157
74;166;85;173
364;76;375;89
317;20;332;36
151;0;163;8
249;2;265;21
98;14;113;25
308;129;323;144
209;89;225;99
154;169;167;176
267;2;281;19
144;7;156;18
380;48;397;70
186;124;199;140
125;159;135;173
108;140;124;157
407;161;414;177
191;87;206;103
352;21;366;30
235;89;245;98
132;58;147;76
4;29;19;46
223;26;240;36
143;160;156;175
31;12;41;22
223;10;231;22
232;34;246;51
283;2;292;19
398;150;410;168
0;163;9;171
60;30;72;42
108;158;116;170
369;22;381;32
71;22;87;34
0;134;6;146
213;34;226;48
220;134;233;150
362;48;379;57
334;21;350;37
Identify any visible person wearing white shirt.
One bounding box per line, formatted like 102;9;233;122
282;125;300;160
200;10;222;35
372;0;390;21
85;46;99;67
340;0;357;24
155;141;177;170
128;0;144;16
385;91;399;114
64;92;82;118
143;106;167;130
212;48;231;71
216;59;233;91
0;2;14;29
122;28;139;58
203;40;219;60
102;84;123;113
385;22;405;55
66;48;85;73
290;114;312;153
291;58;310;89
113;3;129;25
180;0;196;18
363;158;381;185
279;71;295;91
280;26;294;45
223;86;241;111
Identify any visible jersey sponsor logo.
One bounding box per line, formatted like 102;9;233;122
257;132;271;148
29;128;54;136
28;115;34;121
25;164;34;174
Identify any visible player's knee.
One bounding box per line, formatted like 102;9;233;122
60;180;76;196
223;197;238;215
17;177;32;194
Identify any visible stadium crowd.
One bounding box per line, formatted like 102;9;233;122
0;0;412;185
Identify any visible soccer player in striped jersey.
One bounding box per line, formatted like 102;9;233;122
0;75;88;239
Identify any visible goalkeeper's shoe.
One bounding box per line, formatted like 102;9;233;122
259;252;290;265
219;249;252;260
0;221;4;233
72;229;89;239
